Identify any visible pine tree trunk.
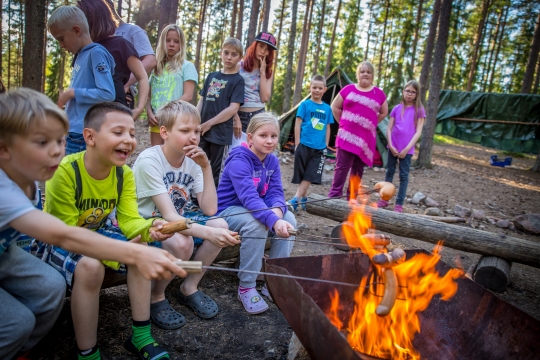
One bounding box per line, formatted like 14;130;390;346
158;0;172;35
246;0;261;48
365;0;374;60
533;154;540;172
488;4;508;92
293;0;314;106
127;0;132;23
58;49;66;92
262;0;271;32
534;57;540;94
268;0;287;107
521;11;540;94
324;0;342;77
236;0;244;41
480;20;494;89
117;0;123;17
419;0;441;104
17;0;24;86
7;0;11;88
282;0;299;113
416;0;453;168
0;0;3;79
230;0;238;37
313;0;326;74
194;0;208;73
482;8;503;92
466;0;491;92
410;0;424;73
377;0;390;86
169;0;180;24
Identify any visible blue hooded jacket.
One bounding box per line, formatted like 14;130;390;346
217;144;287;230
67;43;115;134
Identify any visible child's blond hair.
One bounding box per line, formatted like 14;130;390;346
356;61;376;84
155;24;186;77
47;5;89;34
222;37;243;56
0;88;69;144
157;100;200;130
246;112;280;135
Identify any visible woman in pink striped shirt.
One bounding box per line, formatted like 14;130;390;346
328;62;388;198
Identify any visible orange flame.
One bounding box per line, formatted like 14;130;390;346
327;177;462;359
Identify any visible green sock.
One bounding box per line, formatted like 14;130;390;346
78;347;100;360
131;320;169;359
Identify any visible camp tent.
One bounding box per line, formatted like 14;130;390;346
278;68;390;167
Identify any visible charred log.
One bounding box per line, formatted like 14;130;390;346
474;256;512;292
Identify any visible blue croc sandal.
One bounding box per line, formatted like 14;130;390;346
177;290;219;319
300;197;308;211
150;299;186;330
287;197;299;212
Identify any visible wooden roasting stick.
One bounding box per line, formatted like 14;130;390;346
149;219;192;234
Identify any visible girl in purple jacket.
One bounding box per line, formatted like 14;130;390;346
217;112;296;314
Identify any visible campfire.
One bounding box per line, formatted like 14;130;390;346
326;178;463;359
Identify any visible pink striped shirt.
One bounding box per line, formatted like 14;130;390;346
336;84;387;167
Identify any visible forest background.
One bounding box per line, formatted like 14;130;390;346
2;0;540;167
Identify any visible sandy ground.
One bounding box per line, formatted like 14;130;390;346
35;120;540;359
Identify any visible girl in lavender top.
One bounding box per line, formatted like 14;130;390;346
328;62;388;198
377;80;425;212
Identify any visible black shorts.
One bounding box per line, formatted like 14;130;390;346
292;143;326;185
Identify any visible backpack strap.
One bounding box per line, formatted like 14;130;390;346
71;160;124;207
116;166;124;206
71;161;83;207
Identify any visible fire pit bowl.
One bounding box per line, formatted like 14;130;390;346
264;251;540;360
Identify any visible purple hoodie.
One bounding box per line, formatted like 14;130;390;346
217;144;287;230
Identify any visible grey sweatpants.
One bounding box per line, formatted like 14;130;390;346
0;244;66;358
220;206;297;288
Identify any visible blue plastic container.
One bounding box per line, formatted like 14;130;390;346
490;155;512;167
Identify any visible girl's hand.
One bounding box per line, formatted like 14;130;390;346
398;149;408;159
149;219;174;241
259;56;266;75
148;112;159;127
274;219;294;238
207;228;240;248
390;146;398;157
233;114;242;139
184;144;210;168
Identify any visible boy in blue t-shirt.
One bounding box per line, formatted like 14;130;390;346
288;74;334;211
47;5;115;155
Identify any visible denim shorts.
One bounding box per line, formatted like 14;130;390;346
65;132;86;155
238;108;265;132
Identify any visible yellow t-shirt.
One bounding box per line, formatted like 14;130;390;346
45;151;155;268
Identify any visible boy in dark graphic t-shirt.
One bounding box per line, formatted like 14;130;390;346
197;38;245;187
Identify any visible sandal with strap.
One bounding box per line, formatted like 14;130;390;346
124;336;169;360
150;299;186;330
177;290;219;319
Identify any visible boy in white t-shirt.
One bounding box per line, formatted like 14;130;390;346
132;100;240;330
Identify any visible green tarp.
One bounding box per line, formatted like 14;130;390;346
435;90;540;154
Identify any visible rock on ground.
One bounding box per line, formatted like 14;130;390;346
425;197;439;207
288;333;310;360
472;209;486;221
454;204;472;218
513;214;540;235
496;219;510;228
424;207;442;216
411;191;426;204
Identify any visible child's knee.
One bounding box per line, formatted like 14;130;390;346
284;211;297;228
8;305;35;348
73;257;105;289
206;218;228;230
162;233;194;257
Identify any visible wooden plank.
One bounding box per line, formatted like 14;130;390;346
306;194;540;269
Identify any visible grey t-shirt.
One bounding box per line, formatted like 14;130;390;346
0;168;40;256
115;23;155;58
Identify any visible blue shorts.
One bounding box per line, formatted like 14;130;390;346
34;224;127;290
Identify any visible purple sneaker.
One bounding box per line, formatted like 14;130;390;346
394;204;403;213
376;200;389;208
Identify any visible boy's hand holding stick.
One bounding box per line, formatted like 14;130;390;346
149;219;177;241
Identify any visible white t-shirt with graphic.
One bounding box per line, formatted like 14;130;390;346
133;145;204;219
